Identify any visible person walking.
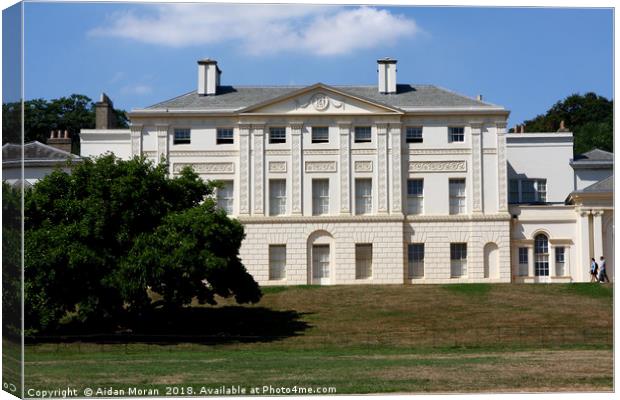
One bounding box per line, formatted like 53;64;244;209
590;258;599;282
599;256;610;283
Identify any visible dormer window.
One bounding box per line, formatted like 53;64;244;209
173;128;191;145
216;128;234;144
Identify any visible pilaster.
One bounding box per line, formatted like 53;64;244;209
496;122;508;212
377;124;388;214
578;209;591;281
549;244;556;277
252;125;265;215
339;123;351;215
291;122;303;215
527;246;534;277
130;124;143;157
471;123;483;214
592;210;604;259
390;123;402;214
156;124;169;164
239;124;251;216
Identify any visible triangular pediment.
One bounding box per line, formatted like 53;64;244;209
239;83;403;115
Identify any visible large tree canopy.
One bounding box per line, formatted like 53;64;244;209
516;92;613;154
25;155;261;333
2;94;128;152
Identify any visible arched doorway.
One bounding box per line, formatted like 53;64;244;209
307;230;335;285
483;242;499;279
534;234;550;278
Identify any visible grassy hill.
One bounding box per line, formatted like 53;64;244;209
21;284;612;394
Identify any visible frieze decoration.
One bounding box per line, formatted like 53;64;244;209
351;149;377;155
304;149;339;155
354;161;373;172
483;148;497;154
173;162;234;174
294;92;344;111
170;150;239;157
269;161;287;173
407;149;471;155
408;161;467;172
266;149;291;156
305;161;337;173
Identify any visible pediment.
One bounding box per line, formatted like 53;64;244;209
240;84;402;115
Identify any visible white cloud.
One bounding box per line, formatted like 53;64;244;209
120;84;152;95
89;5;419;56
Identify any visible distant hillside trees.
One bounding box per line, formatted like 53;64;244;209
515;92;613;155
2;94;128;152
25;155;261;333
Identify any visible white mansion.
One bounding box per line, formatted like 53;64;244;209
81;59;614;285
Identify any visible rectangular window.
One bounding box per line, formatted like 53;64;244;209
450;243;467;277
510;179;547;203
555;246;566;276
216;181;234;214
269;245;286;280
518;247;529;276
354;126;372;143
408;244;425;278
312;126;329;143
269;127;286;144
312;245;330;279
312;179;329;215
269;179;286;216
449;178;466;215
509;180;519;203
406;127;423;143
407;179;424;215
355;244;373;279
173;128;191;145
355;178;372;215
216;128;234;144
448;126;465;142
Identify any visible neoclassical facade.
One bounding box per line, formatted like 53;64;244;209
81;58;613;284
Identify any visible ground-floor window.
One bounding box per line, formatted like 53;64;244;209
518;247;529;276
269;245;286;280
312;244;330;280
450;243;467;277
355;244;372;279
555;246;566;276
534;234;549;276
408;244;424;278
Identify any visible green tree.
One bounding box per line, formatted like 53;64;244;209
517;92;613;154
25;155;260;333
2;94;129;153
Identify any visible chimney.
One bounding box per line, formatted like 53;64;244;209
197;58;221;96
557;120;569;132
377;57;397;94
48;130;72;153
95;93;117;129
476;94;483;101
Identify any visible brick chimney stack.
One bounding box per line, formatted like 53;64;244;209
95;93;117;129
48;130;72;153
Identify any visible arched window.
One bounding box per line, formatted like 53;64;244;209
534;234;549;276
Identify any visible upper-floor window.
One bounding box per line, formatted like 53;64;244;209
449;178;466;215
173;128;191;145
216;181;234;214
216;128;234;144
354;126;372;143
448;126;465;143
312;127;329;143
407;179;424;215
269;127;286;144
355;178;373;215
406;127;423;143
269;179;287;216
509;179;547;203
312;179;329;215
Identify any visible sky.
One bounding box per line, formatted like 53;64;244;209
14;2;614;126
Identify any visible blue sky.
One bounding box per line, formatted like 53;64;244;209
20;3;613;126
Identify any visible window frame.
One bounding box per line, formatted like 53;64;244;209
534;234;549;276
311;126;329;144
355;243;373;279
216;180;234;214
269;179;287;216
449;178;466;215
355;178;373;215
408;243;425;278
405;126;423;143
448;126;465;143
269;127;286;144
173;128;191;145
509;179;548;204
268;245;286;281
312;179;330;216
354;126;372;143
450;243;468;277
407;179;424;215
216;127;234;145
518;247;529;276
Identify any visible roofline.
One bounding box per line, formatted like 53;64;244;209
569;160;614;168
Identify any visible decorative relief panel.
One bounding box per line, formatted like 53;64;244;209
294;92;344;112
352;149;377;155
269;161;287;173
408;161;467;172
130;125;143;156
483;148;497;154
266;149;291;156
238;125;251;215
304;149;339;155
354;161;373;172
339;124;351;214
377;124;388;213
305;161;337;173
407;148;471;155
173;162;234;174
390;124;402;213
171;150;239;157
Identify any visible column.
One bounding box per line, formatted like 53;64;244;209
577;210;591;281
339;123;351;215
377;123;388;214
471;123;483;214
527;245;534;277
252;125;265;215
239;124;251;216
291;123;303;215
496;122;508;212
155;124;169;164
390;123;403;214
593;210;604;259
130;124;143;157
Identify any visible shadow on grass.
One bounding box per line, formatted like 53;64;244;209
27;306;312;345
563;283;613;299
